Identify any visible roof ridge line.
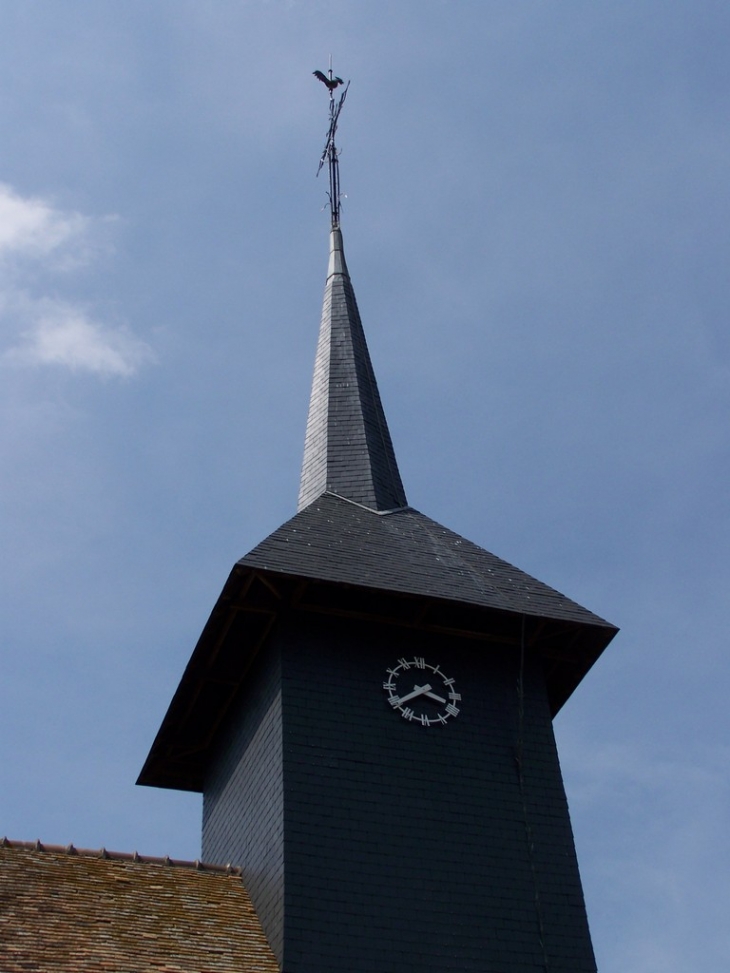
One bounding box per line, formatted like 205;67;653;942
323;491;412;516
0;837;240;874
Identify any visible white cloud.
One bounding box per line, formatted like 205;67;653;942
0;182;88;260
0;182;153;376
5;299;155;377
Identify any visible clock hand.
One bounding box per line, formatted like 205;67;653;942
422;689;446;705
395;683;433;705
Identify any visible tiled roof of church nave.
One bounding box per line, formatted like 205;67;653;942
0;839;279;973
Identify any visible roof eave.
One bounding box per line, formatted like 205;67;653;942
137;559;617;793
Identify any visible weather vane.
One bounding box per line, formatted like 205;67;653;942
313;59;350;227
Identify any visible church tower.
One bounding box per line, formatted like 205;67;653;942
139;75;617;973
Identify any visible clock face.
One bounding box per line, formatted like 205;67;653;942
383;657;461;726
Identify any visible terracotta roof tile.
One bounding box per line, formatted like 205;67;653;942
0;841;279;973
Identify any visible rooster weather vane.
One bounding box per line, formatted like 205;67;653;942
313;63;350;227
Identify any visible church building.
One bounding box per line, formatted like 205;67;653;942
0;77;617;973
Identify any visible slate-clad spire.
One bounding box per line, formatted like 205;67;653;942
298;226;407;512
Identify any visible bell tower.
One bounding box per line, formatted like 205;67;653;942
139;74;617;973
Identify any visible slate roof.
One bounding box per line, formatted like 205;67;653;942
290;229;610;628
0;840;279;973
244;491;612;628
298;227;407;512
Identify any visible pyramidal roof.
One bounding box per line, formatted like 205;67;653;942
298;226;407;512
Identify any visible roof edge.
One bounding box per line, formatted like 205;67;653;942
0;837;241;874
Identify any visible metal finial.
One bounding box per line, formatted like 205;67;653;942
313;64;350;227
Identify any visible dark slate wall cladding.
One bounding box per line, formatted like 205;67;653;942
278;614;596;973
202;643;284;965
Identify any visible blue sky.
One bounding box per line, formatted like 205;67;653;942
0;2;728;970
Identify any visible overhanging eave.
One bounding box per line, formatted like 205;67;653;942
137;559;617;793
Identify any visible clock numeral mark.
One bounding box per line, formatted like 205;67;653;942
401;707;415;721
388;696;401;708
398;658;411;669
448;692;462;702
443;677;455;687
445;703;460;717
383;681;394;690
419;714;430;726
437;713;448;725
413;657;426;669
